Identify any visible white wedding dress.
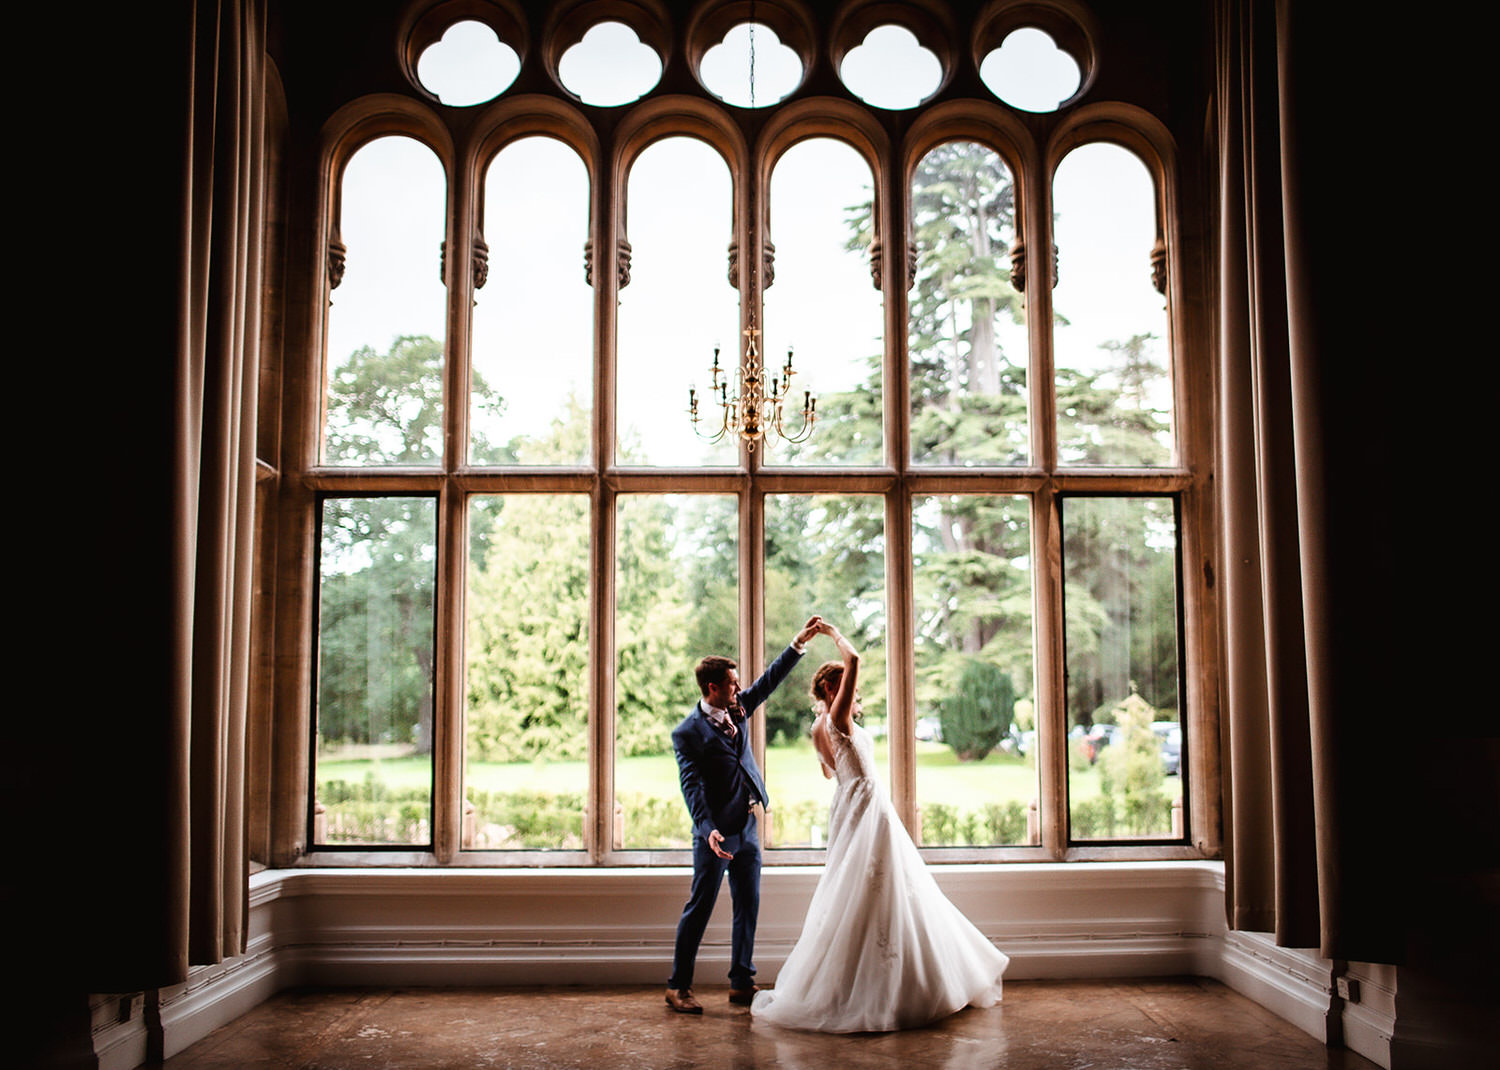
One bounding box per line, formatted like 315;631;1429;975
752;720;1009;1033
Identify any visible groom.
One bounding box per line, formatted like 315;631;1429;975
665;615;823;1014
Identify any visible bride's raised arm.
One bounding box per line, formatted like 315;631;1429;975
824;625;860;736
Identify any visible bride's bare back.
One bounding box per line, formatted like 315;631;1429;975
811;714;839;778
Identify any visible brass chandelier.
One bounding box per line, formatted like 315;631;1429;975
686;6;816;452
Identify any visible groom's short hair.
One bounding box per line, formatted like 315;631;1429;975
695;655;737;695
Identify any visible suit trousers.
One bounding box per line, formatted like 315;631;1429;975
668;814;760;990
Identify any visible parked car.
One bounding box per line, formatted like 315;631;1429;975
1152;721;1182;775
915;716;943;742
1082;723;1121;764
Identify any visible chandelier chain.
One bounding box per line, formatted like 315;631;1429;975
685;0;816;452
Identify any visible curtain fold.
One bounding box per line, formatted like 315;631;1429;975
1216;0;1405;963
167;0;265;982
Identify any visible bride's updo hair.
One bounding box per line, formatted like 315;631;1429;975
810;661;842;708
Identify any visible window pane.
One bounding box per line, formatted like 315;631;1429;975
324;136;447;466
838;25;942;109
463;494;590;849
912;495;1036;846
762;139;882;466
415;20;520;107
978;28;1081;113
700;22;801;108
471;138;593;465
314;497;437;846
615;495;738;848
558;21;662;107
618;138;738;466
910;142;1028;466
1053;144;1174;466
762;494;886;848
1062;497;1183;841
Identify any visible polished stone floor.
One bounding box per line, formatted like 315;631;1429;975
158;978;1378;1069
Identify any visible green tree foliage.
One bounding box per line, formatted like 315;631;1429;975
904;141;1027;466
318;334;506;755
1056;332;1170;467
938;658;1017;762
763;495;888;744
465;483;720;765
1062;497;1179;726
465;493;591;761
1082;690;1174;838
317;496;437;752
826;141;1180;758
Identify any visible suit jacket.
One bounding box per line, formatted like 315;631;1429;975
672;644;804;849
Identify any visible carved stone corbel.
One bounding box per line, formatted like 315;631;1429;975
869;238;919;290
1009;239;1026;293
616;238;632;288
726;238;774;289
583;238;633;288
1150;236;1167;295
327;229;347;290
472;232;490;291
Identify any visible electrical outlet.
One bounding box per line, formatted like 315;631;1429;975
1335;976;1361;1003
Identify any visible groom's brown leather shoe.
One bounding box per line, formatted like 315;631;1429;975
665;988;703;1014
728;985;760;1005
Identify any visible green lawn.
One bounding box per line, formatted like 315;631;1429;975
317;740;1184;809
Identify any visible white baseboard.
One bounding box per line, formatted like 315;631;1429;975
90;993;147;1070
1213;931;1332;1041
1342;996;1395;1068
156;932;281;1060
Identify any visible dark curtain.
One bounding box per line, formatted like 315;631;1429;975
171;0;264;977
1216;0;1409;964
41;0;266;996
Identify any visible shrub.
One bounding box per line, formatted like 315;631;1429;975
468;788;585;848
920;799;1029;846
938;659;1016;761
1070;795;1116;839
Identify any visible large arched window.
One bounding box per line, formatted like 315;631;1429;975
286;8;1209;868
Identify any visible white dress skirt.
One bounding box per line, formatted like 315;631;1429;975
752;721;1009;1033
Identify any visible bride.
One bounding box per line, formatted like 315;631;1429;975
751;620;1009;1033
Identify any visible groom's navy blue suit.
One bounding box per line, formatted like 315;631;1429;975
668;644;804;992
